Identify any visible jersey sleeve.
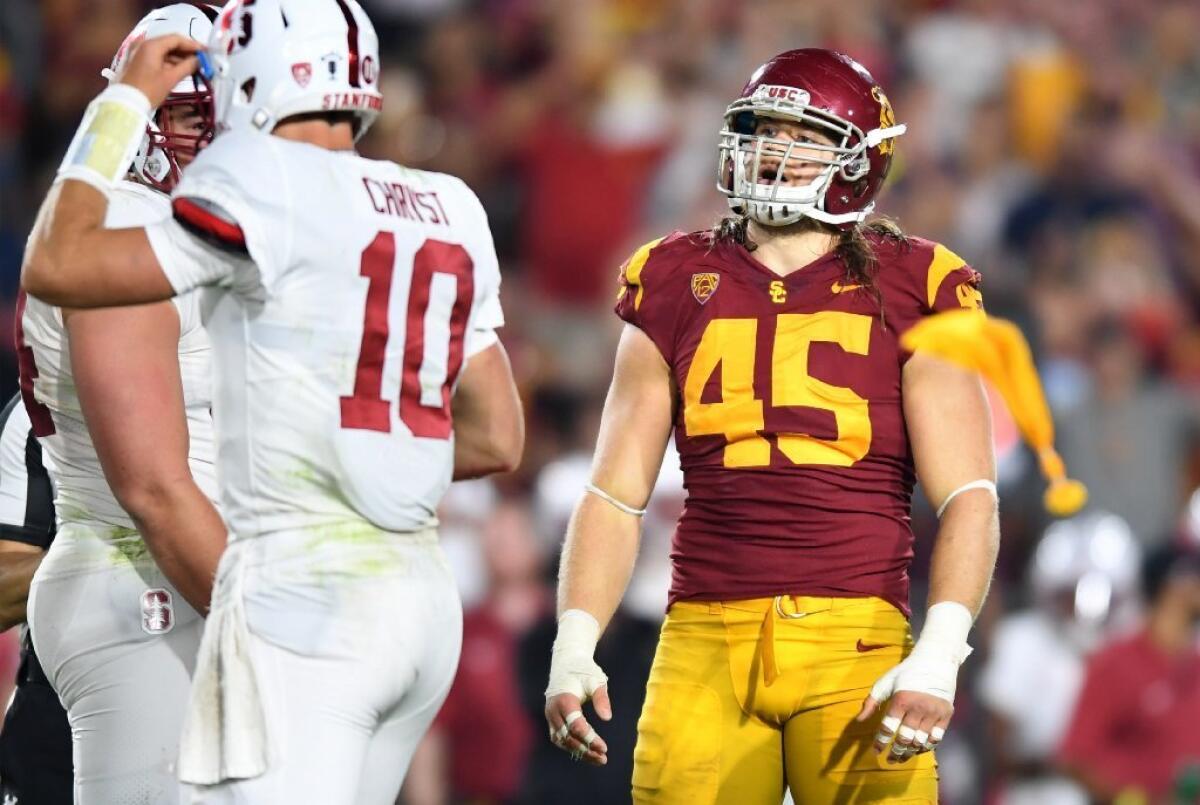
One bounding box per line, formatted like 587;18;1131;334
924;242;983;314
145;130;290;299
614;234;683;363
0;394;55;548
457;181;504;359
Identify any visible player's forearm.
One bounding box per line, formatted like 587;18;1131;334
121;479;225;614
0;552;44;630
925;491;999;617
556;494;642;633
451;414;523;480
450;344;524;480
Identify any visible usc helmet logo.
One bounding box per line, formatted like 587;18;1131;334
872;87;896;155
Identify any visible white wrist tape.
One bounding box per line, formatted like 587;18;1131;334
869;601;973;705
935;479;997;518
585;483;646;517
57;84;152;194
545;609;608;701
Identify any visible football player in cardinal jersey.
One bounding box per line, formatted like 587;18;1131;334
542;50;998;803
20;1;523;803
18;6;226;804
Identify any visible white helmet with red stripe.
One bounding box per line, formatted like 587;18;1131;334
106;3;219;191
206;0;381;142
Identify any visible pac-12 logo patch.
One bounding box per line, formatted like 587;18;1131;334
141;588;174;635
292;62;313;88
691;273;720;304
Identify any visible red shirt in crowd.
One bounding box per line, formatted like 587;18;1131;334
433;608;534;800
1058;628;1200;797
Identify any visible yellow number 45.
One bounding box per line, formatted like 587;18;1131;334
683;312;873;468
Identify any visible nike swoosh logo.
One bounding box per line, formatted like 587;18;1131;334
856;639;892;652
831;282;863;294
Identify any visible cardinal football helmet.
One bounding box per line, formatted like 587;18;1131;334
106;3;218;192
718;48;907;229
205;0;382;142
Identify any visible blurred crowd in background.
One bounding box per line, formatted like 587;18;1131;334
4;0;1200;802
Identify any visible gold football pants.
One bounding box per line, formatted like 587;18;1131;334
632;596;938;804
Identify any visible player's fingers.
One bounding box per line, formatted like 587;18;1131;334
551;710;607;766
873;711;902;753
927;719;950;749
566;710;608;757
855;695;880;723
888;720;924;764
147;34;204;57
591;684;613;721
131;34;201;70
544;693;582;743
909;711;941;754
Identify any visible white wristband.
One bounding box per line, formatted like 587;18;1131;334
867;600;974;706
57;84;152;194
935;479;997;518
554;609;601;654
915;601;973;664
545;609;607;701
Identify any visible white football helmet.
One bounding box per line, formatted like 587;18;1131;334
1031;511;1141;648
106;3;218;191
205;0;382;141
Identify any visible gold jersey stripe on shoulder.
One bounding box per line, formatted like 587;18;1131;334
625;236;665;311
926;243;968;309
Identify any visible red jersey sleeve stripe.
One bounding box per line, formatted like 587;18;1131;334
172;197;247;249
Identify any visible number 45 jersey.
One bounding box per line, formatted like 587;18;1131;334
617;230;983;615
146;129;503;539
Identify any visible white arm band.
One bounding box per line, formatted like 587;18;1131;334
585;483;646;517
935;479;997;519
57;84;151;194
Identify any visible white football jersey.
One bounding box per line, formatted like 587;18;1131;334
145;130;504;539
19;180;218;531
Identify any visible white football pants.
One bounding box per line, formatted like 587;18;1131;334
28;522;203;805
186;527;462;805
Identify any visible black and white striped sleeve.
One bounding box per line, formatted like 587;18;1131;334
0;393;55;548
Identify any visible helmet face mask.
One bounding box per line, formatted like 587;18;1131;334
718;113;866;227
716;49;907;230
141;83;216;192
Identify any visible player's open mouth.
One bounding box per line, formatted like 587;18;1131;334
757;164;786;185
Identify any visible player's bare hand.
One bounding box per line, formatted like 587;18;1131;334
116;34;202;108
545;688;611;766
856;688;952;763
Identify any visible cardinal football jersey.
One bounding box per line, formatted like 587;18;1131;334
616;229;983;615
145;129;504;539
17;180;217;533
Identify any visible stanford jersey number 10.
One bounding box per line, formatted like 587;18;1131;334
341;233;474;439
